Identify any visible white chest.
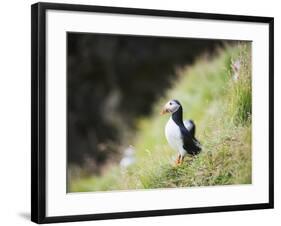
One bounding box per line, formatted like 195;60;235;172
165;117;183;152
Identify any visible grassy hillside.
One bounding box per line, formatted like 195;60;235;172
69;43;252;192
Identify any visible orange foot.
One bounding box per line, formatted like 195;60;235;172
174;154;181;166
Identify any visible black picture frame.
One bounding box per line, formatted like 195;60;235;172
31;2;274;224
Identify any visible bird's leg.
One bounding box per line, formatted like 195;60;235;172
179;155;185;164
175;154;181;165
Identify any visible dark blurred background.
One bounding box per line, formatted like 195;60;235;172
67;32;233;174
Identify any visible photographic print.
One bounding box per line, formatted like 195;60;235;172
31;2;273;223
67;33;252;193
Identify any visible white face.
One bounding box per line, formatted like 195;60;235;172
161;100;181;114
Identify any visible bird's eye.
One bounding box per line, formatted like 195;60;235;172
169;102;172;105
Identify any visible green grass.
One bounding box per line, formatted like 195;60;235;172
69;43;252;192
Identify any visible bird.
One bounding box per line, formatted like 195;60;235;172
161;99;201;165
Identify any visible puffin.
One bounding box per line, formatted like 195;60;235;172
161;99;201;165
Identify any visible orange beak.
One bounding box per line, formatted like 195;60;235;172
160;107;169;115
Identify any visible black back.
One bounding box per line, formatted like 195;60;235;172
172;104;201;155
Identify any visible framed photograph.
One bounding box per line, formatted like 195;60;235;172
31;2;274;224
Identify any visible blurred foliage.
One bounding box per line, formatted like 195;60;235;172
67;33;231;172
69;43;252;192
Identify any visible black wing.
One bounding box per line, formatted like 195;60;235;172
180;121;201;155
184;120;195;137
